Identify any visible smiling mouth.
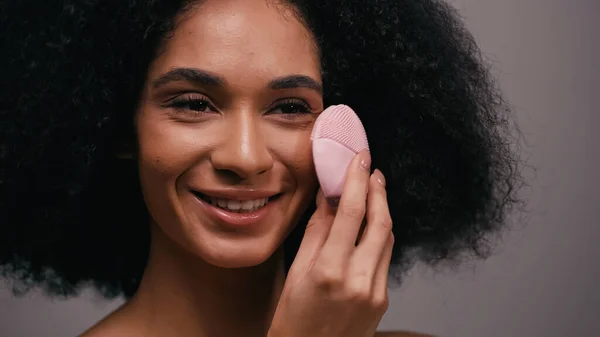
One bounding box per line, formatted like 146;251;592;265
192;192;282;213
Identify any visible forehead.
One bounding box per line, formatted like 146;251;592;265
150;0;320;83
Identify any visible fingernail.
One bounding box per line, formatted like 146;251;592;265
375;169;386;187
359;151;371;172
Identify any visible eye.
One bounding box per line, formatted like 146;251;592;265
169;95;215;112
164;94;218;120
269;99;312;115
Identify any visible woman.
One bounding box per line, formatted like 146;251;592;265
0;0;522;336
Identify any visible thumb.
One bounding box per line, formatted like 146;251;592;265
288;188;334;276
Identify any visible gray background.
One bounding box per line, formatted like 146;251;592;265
1;0;598;336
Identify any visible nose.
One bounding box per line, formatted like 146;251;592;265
210;111;274;179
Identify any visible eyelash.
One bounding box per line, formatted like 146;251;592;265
167;94;215;116
269;98;312;116
165;95;313;118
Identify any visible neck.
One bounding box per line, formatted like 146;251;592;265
124;223;286;337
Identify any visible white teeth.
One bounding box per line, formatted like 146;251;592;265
241;200;254;210
227;200;241;211
208;196;270;213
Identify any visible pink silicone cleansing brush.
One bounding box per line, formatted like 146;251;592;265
311;104;370;206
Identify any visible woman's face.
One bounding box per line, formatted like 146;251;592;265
135;0;323;268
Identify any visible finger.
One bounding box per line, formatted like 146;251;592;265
372;231;394;307
320;149;371;259
354;169;393;265
287;188;335;276
355;218;367;246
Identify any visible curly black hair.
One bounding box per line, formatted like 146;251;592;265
0;0;523;299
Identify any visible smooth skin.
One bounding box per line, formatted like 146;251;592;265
80;1;434;336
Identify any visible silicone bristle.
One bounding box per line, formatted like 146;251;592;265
312;105;369;152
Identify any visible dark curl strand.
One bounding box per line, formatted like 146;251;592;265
0;0;524;299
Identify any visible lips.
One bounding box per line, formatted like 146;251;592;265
191;191;282;228
193;192;276;213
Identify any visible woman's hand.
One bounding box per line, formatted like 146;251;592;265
269;150;394;337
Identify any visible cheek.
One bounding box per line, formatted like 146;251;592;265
136;116;204;182
270;127;317;188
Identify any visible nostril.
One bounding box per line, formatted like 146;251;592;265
214;167;239;177
210;148;274;179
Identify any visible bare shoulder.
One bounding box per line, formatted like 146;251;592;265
77;304;141;337
375;331;437;337
78;320;138;337
78;319;130;337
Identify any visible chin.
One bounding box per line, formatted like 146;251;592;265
196;236;283;269
171;191;303;269
150;189;308;270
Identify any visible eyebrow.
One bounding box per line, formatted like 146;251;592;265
152;68;225;88
268;75;322;94
151;67;322;94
